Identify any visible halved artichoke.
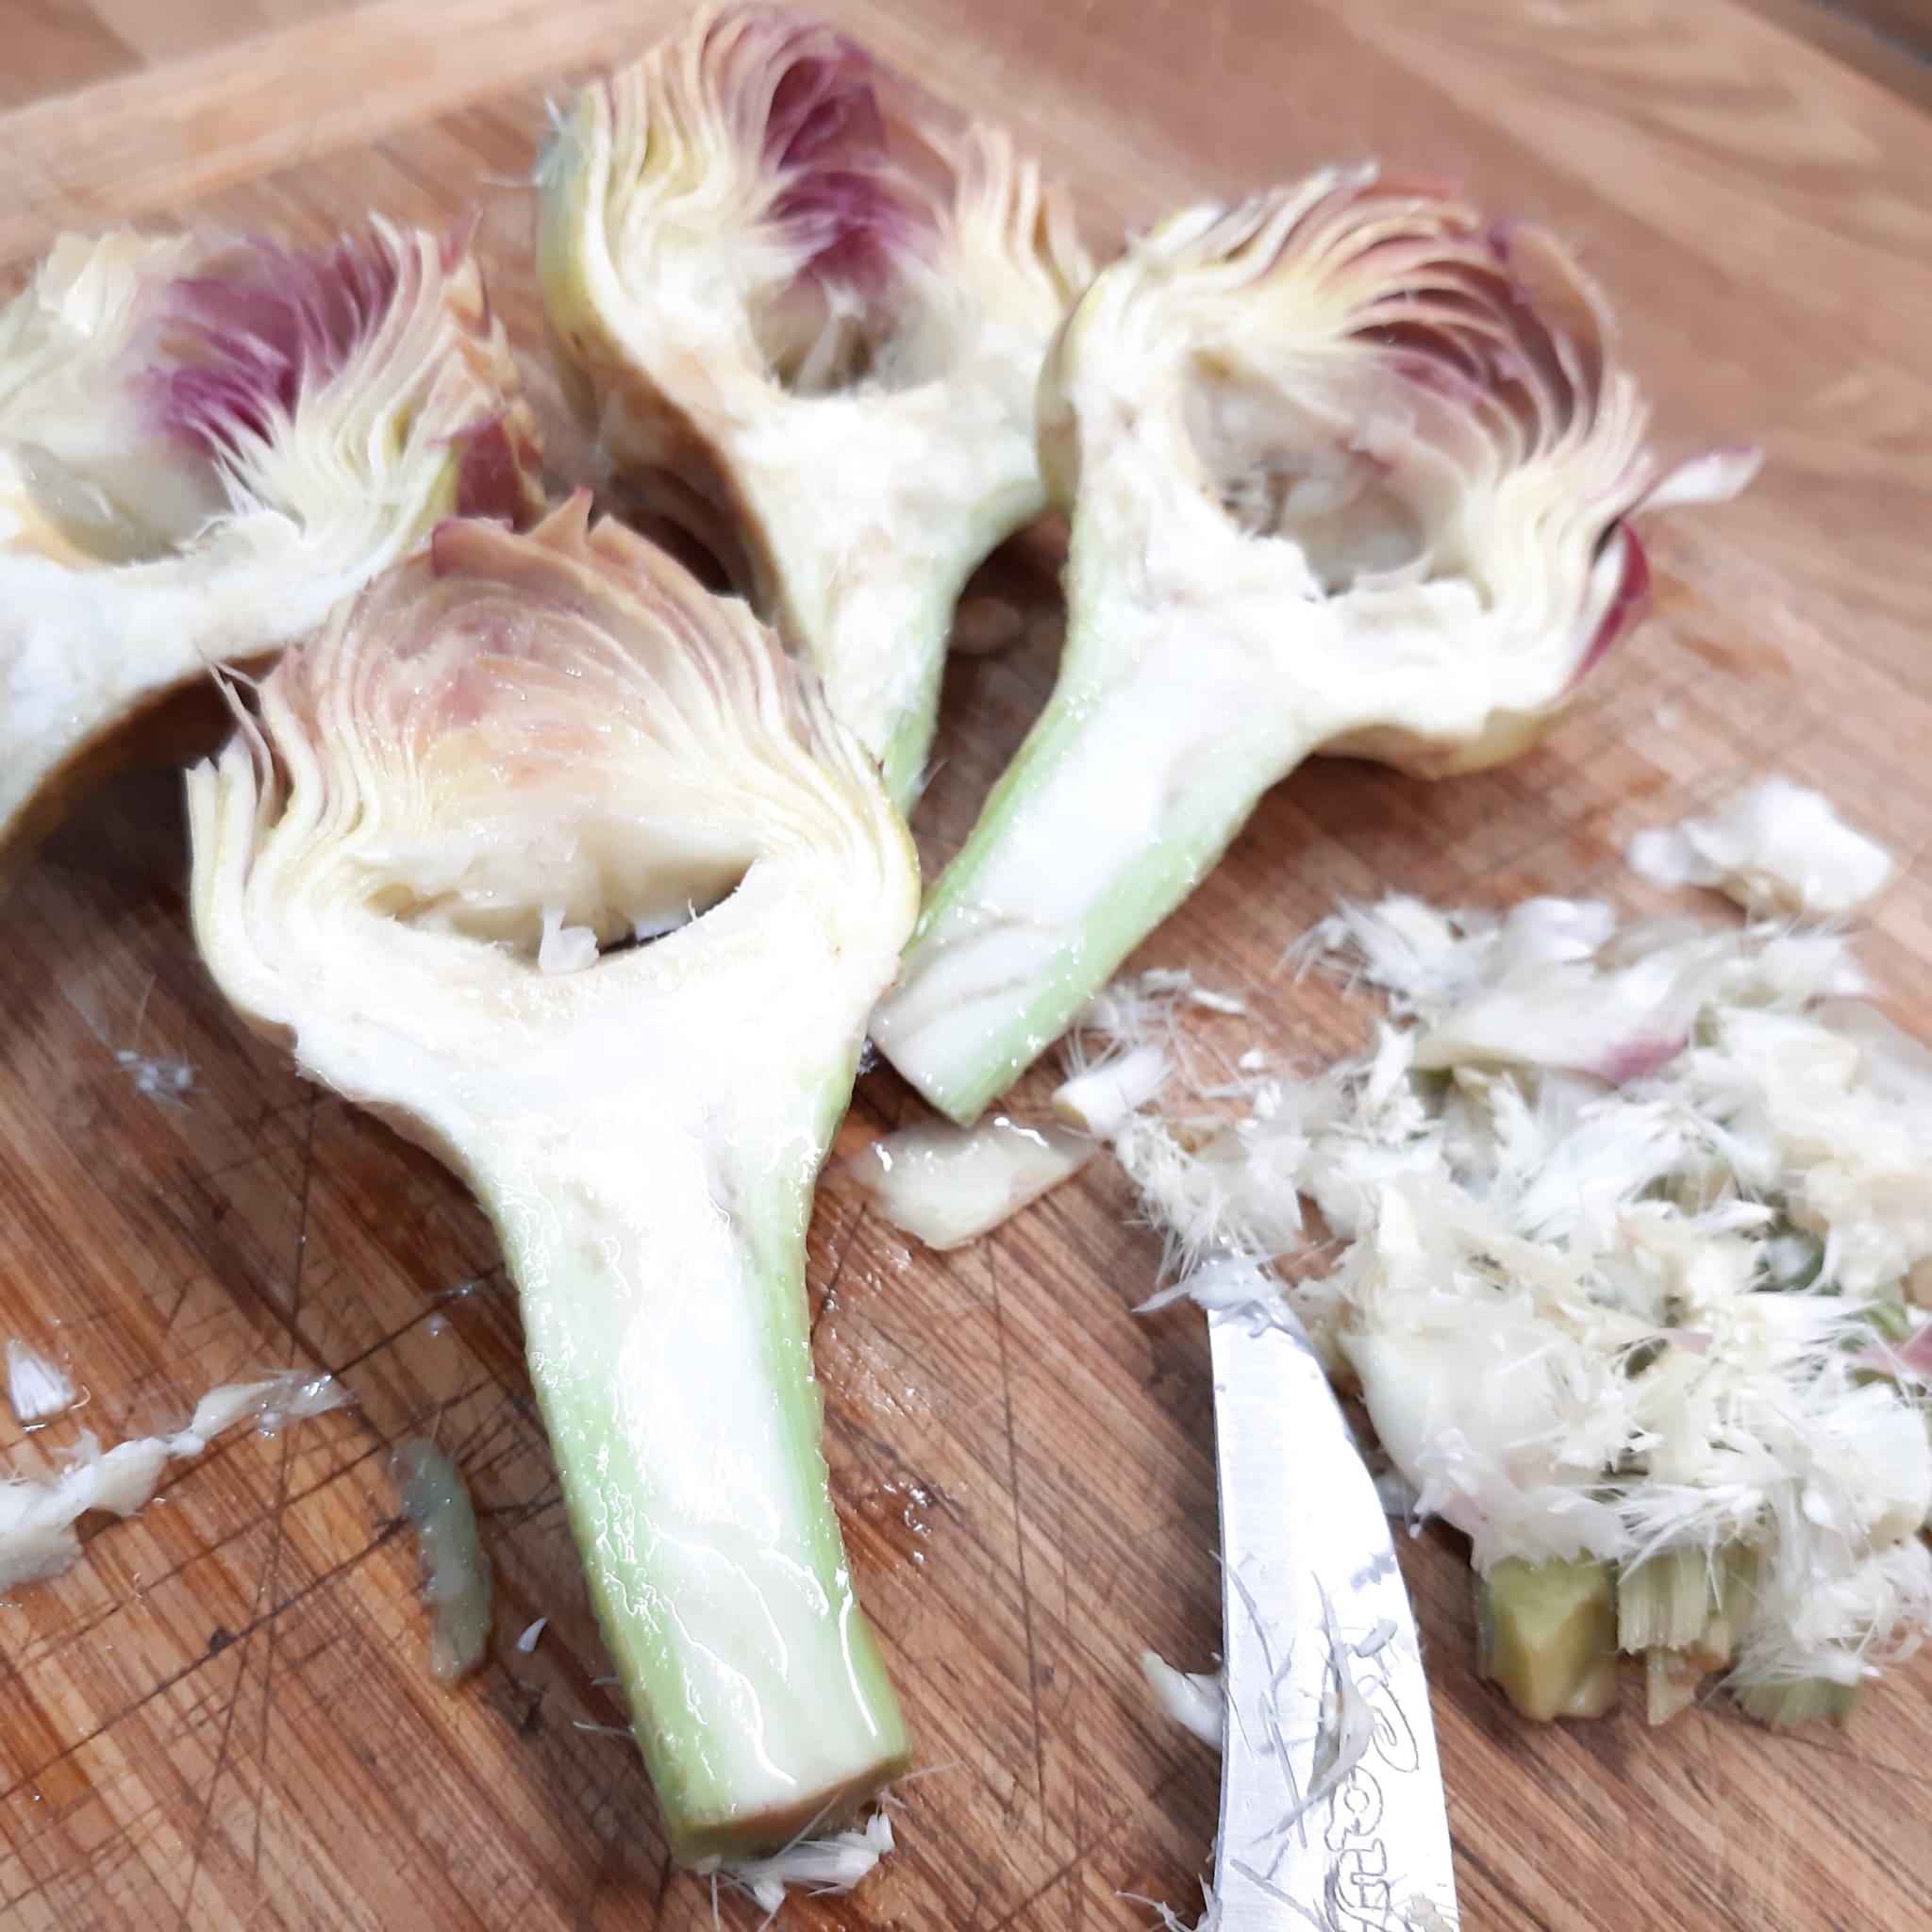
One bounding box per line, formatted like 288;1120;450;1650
873;171;1756;1123
536;1;1090;808
189;500;920;1861
0;221;541;867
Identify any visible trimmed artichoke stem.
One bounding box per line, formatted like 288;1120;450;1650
1623;1545;1752;1662
1617;1547;1732;1657
875;632;1312;1124
1483;1550;1791;1726
473;1114;909;1861
1476;1557;1620;1721
1737;1678;1864;1728
1617;1548;1712;1653
1619;1546;1758;1724
1644;1648;1705;1726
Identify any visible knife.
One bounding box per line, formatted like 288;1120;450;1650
1208;1296;1458;1931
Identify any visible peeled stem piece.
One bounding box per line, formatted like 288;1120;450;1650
1476;1556;1620;1721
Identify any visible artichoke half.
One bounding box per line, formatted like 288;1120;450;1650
0;221;541;869
189;500;921;1860
537;1;1090;808
874;172;1757;1123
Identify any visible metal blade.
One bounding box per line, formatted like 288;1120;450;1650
1209;1304;1458;1932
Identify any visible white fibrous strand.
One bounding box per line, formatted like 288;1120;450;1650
6;1341;75;1425
1628;777;1894;917
1118;1882;1220;1932
1122;892;1932;1709
1137;968;1249;1017
1136;1254;1294;1332
115;1050;198;1106
1073;965;1250;1108
1864;1323;1932;1385
710;1808;895;1916
1279;1595;1382;1838
1141;1650;1224;1747
0;1368;349;1591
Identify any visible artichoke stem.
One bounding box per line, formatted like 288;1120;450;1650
1476;1556;1620;1722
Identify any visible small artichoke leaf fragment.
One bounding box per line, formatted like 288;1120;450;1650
1119;892;1932;1720
1141;1649;1224;1746
1627;776;1894;918
842;1113;1091;1250
0;220;542;861
874;172;1753;1123
710;1808;895;1915
845;983;1171;1253
187;500;919;1862
394;1438;492;1684
536;1;1090;808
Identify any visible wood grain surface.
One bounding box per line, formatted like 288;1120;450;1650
1798;0;1932;63
3;2;1930;1928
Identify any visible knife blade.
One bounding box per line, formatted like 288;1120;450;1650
1208;1298;1458;1931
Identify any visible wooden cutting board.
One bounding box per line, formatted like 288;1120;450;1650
3;2;1931;1926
